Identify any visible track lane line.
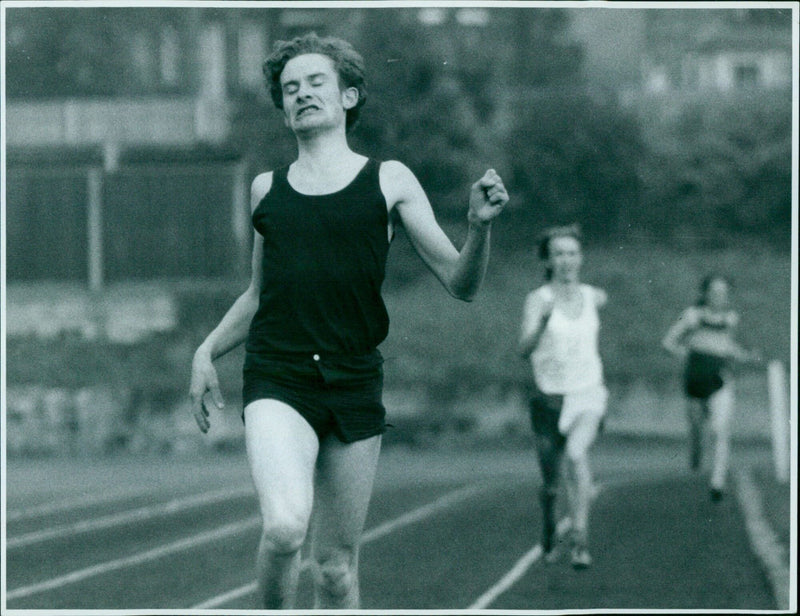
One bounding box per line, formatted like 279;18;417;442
192;481;492;609
468;517;572;610
195;476;622;609
6;516;261;601
6;488;156;522
7;486;254;549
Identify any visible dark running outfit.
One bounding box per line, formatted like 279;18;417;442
668;306;740;492
685;351;728;399
528;390;566;449
683;311;733;401
677;308;738;401
243;159;390;443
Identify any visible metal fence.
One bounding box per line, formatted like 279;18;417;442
6;157;250;286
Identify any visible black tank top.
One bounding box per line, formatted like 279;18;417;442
246;158;390;356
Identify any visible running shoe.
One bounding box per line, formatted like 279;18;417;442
710;488;724;502
570;545;592;569
542;518;572;564
543;544;563;564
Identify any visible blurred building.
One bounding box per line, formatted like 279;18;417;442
640;8;792;95
5;5;578;285
5;6;792;285
642;9;792;100
566;7;792;106
5;6;579;155
4;7;329;153
4;7;344;285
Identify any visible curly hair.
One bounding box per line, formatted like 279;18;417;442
263;32;367;131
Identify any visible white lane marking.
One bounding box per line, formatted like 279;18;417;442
361;482;486;543
192;482;491;609
6;488;155;522
7;486;254;549
468;517;572;610
6;516;260;601
734;468;790;611
469;544;543;609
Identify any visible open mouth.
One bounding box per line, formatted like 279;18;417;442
296;105;319;118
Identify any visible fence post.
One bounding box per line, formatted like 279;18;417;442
231;160;250;278
87;167;104;292
767;360;789;484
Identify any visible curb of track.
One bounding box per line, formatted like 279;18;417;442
733;467;791;611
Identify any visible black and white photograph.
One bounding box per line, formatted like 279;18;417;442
1;1;796;613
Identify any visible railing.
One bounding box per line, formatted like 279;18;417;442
6;158;250;288
5;97;230;147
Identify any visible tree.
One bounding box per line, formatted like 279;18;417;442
637;91;792;244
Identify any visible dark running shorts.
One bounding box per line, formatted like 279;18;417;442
684;351;727;399
528;389;566;449
242;350;386;444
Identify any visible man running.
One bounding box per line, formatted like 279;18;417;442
189;33;508;609
519;224;607;569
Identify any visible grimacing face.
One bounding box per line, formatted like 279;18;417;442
279;53;358;134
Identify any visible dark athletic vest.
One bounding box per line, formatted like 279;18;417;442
246;158;390;356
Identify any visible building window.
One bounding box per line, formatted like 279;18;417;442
455;8;489;27
239;22;267;89
160;25;181;87
279;11;328;41
731;8;751;22
418;8;448;26
132;30;157;88
199;22;226;99
280;9;326;31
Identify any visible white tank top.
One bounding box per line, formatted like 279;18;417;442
530;284;604;394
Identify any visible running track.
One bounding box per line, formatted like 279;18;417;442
3;435;792;612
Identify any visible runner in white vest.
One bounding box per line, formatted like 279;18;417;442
519;224;607;569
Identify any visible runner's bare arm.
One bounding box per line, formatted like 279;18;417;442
519;290;555;358
593;287;608;309
189;173;271;432
726;313;763;364
381;161;508;301
662;307;696;359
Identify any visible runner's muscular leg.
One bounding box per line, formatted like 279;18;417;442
708;381;734;490
535;432;565;551
309;433;382;609
244;400;320;609
565;412;602;543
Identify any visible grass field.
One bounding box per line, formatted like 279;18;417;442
5;236;793;457
7;239;791;393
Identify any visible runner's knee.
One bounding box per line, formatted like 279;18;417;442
565;444;588;466
261;520;307;555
